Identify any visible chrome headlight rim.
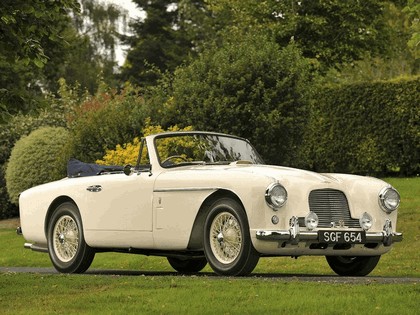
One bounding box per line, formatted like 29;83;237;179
265;183;288;210
379;186;400;213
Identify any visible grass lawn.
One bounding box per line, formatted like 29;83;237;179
1;177;419;314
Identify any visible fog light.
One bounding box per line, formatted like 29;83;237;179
305;211;318;230
360;212;373;231
271;215;279;225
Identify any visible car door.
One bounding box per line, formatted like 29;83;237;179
82;172;155;232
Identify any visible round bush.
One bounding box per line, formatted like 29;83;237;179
5;127;70;205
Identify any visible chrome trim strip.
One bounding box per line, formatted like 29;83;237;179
154;187;219;192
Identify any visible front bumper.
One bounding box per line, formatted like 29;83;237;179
256;217;403;247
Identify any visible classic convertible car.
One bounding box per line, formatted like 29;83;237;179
18;131;403;276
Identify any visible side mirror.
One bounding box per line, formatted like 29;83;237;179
123;164;133;176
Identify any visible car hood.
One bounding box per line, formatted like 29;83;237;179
188;163;343;183
182;163;386;190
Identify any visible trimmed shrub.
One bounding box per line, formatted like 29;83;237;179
5;127;70;205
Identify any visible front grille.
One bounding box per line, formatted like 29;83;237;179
307;189;360;228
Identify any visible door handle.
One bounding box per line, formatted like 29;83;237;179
87;185;102;192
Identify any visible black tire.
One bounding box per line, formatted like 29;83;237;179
167;257;207;273
203;198;259;276
47;202;95;273
326;255;381;276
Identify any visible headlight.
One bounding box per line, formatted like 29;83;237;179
379;187;400;213
359;212;373;231
265;183;287;210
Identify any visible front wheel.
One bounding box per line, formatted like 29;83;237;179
47;202;95;273
326;255;381;276
203;198;259;276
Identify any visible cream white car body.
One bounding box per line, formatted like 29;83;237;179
19;131;402;276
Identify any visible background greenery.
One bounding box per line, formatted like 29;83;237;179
0;0;419;219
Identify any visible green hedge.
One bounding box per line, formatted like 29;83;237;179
303;77;420;176
5;127;70;205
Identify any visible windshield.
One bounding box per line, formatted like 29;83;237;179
154;133;264;168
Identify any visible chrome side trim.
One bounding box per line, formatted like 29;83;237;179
24;243;48;253
154;187;219;193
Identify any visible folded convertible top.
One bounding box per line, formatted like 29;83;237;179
67;158;124;178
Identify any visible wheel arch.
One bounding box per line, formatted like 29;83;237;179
187;189;247;250
44;196;78;238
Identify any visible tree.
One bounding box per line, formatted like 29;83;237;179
404;0;420;60
0;0;80;120
0;0;129;122
205;0;398;69
120;0;207;87
151;30;314;166
0;0;79;67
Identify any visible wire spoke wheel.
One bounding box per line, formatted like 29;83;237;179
53;215;79;262
48;202;95;273
210;212;242;264
204;198;259;276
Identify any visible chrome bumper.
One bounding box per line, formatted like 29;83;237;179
256;230;403;245
256;217;403;246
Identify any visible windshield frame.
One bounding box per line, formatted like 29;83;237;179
151;131;264;168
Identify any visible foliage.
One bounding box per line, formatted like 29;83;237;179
74;0;128;62
0;0;79;68
120;0;207;87
5;127;70;205
154;30;314;166
303;77;420;176
96;120;194;166
0;80;82;218
0;0;79;119
66;85;148;163
0;0;128;121
206;0;398;69
403;0;420;59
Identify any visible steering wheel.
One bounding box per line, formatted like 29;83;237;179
161;155;189;165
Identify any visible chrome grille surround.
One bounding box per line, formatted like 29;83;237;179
307;189;360;228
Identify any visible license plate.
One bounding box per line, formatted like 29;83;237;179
318;231;366;244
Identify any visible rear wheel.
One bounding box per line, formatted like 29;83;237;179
167;257;207;273
326;255;381;276
47;202;95;273
203;198;259;276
